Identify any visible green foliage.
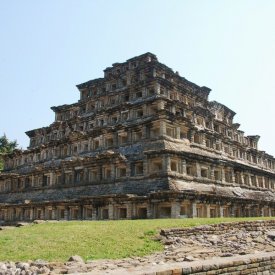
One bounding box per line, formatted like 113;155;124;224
0;134;17;171
0;217;273;262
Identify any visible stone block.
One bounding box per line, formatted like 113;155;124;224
206;270;219;275
181;267;191;275
240;269;253;275
247;263;259;269
202;265;212;272
227;266;238;272
191;265;203;273
172;268;182;275
232;260;244;267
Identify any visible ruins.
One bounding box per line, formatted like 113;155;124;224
0;52;274;222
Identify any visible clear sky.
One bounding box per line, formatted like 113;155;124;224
0;1;275;155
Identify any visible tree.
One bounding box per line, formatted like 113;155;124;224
0;134;18;171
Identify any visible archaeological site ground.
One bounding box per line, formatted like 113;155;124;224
0;218;274;274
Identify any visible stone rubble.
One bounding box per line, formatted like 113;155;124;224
0;220;274;274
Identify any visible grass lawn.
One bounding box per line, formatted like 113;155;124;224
0;217;274;262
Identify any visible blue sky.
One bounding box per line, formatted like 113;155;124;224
0;1;275;155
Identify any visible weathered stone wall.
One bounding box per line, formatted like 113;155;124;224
160;220;275;238
143;252;275;275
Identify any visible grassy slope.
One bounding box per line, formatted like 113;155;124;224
0;217;274;262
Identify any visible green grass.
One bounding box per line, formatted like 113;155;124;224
0;217;273;262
